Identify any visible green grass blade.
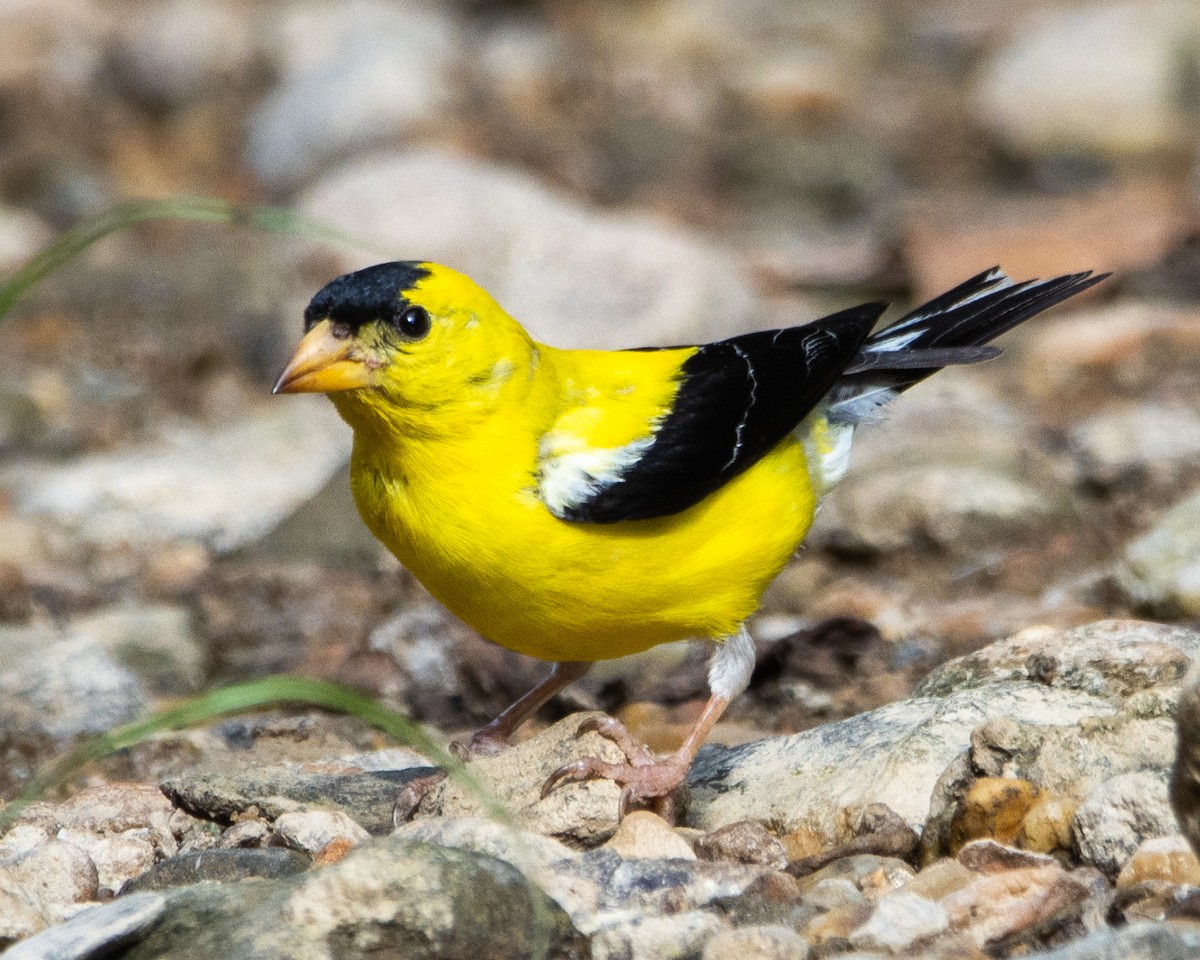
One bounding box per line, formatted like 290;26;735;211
0;675;500;832
0;196;384;324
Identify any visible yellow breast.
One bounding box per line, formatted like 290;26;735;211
345;345;819;662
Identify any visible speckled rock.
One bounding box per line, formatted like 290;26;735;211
1072;769;1178;877
590;911;725;960
1116;834;1200;889
419;712;625;846
602;811;696;860
701;924;809;960
120;836;586;960
0;840;99;942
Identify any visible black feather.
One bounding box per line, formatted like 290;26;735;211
828;270;1108;420
304;261;431;333
560;303;884;523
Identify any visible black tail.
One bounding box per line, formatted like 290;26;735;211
827;267;1107;423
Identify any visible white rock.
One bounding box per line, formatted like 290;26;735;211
590;910;726;960
1072;769;1178;876
973;1;1200;157
1121;488;1200;616
296;148;761;350
1070;404;1200;486
3;401;350;552
109;0;256;108
246;1;460;188
273;810;370;855
849;890;948;952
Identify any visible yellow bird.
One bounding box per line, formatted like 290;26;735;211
274;261;1104;814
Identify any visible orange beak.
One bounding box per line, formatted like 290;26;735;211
272;319;375;394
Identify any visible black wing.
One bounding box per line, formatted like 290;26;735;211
558;304;884;523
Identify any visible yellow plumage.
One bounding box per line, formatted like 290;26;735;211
336;268;817;661
274;258;1103;813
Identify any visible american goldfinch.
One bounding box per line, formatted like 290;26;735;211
274;261;1104;816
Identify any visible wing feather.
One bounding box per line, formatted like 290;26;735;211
541;304;884;524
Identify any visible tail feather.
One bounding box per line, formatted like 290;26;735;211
827;267;1107;424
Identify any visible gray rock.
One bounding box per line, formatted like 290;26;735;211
122;847;310;893
4;402;350;552
1029;921;1200;960
972;1;1200;158
0;630;145;739
71;604;207;695
3;892;166;960
272;810;369;856
1072;770;1178;877
1069;403;1200;488
247;464;384;568
848;891;948;952
296;148;761;350
118;837;585;960
109;0;257;110
0;840;99;941
1121;487;1200;616
692;621;1197;853
161;764;438;835
246;2;461;188
811;379;1068;556
590;910;725;960
702;924;810;960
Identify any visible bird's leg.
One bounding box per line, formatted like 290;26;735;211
453;660;592;757
542;626;756;822
395;660;591;825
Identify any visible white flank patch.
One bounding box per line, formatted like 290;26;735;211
537;432;655;518
810;421;857;489
708;625;756;700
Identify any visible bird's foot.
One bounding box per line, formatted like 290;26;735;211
541;715;687;822
394;726;510;825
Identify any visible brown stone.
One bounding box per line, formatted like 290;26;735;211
949;777;1041;853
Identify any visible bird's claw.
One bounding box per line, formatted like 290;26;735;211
544;715;686;821
392;771;448;827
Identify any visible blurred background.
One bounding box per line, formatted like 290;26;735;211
0;0;1199;787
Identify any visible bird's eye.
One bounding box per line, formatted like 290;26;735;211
394;306;431;340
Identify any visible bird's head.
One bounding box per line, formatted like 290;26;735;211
274;261;533;433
